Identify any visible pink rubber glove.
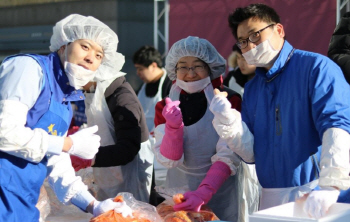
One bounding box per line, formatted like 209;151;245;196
160;97;184;160
173;161;231;212
70;155;93;172
162;97;183;128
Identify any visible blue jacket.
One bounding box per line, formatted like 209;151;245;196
242;41;350;188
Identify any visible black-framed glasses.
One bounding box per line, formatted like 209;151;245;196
175;65;206;74
236;24;275;49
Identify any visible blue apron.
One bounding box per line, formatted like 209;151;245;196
0;53;81;222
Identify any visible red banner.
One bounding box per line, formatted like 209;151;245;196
169;0;336;67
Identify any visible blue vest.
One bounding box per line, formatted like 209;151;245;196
0;53;84;222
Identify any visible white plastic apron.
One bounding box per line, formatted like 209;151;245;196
259;179;319;210
165;84;240;221
85;78;154;202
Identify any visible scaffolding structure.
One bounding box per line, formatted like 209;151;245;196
154;0;169;58
337;0;350;23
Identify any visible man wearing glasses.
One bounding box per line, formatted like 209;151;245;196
208;3;350;219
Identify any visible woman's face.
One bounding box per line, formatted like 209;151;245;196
175;56;210;82
237;53;256;75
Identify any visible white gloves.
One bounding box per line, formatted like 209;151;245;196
303;187;340;219
209;93;255;163
209;94;236;125
68;125;101;159
114;201;133;218
93;199;133;218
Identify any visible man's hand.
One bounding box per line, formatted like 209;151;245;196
303;187;340;219
68;125;101;159
210;89;235;124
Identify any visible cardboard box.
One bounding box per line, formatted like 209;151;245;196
249;202;350;222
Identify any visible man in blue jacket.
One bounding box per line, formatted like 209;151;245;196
209;3;350;219
0;14;131;221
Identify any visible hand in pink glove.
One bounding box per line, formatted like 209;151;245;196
173;161;231;212
162;97;183;129
160;97;184;160
173;189;207;212
70;155;93;172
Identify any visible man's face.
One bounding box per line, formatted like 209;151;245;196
237;17;284;54
61;39;104;72
135;63;158;83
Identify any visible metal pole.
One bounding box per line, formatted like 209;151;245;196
154;0;158;49
337;0;340;24
164;0;169;56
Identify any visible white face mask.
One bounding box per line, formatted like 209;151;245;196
242;33;279;67
64;46;95;90
176;76;211;94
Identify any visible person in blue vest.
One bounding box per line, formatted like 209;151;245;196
209;3;350;219
0;14;132;221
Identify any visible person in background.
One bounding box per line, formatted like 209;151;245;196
133;45;172;205
210;3;350;219
0;14;132;221
226;48;239;72
70;53;154;204
223;44;256;96
328;11;350;85
133;45;172;134
153;36;245;221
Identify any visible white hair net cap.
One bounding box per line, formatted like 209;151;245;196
165;36;226;81
49;14;124;81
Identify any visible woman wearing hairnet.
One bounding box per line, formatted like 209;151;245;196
69;54;154;204
0;14;132;221
153;36;242;221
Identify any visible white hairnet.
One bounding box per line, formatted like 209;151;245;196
165;36;226;81
49;14;124;81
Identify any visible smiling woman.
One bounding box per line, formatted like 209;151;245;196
152;36;248;221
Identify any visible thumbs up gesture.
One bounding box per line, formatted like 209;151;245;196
209;89;236;124
162;97;183;129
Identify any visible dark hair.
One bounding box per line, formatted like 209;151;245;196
133;45;163;68
228;3;281;40
232;44;242;54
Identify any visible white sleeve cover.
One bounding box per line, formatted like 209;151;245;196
0;56;43;109
212;110;255;163
212;137;241;175
319;127;350;190
153;123;184;168
0;100;49;162
0;100;64;162
46;152;90;205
